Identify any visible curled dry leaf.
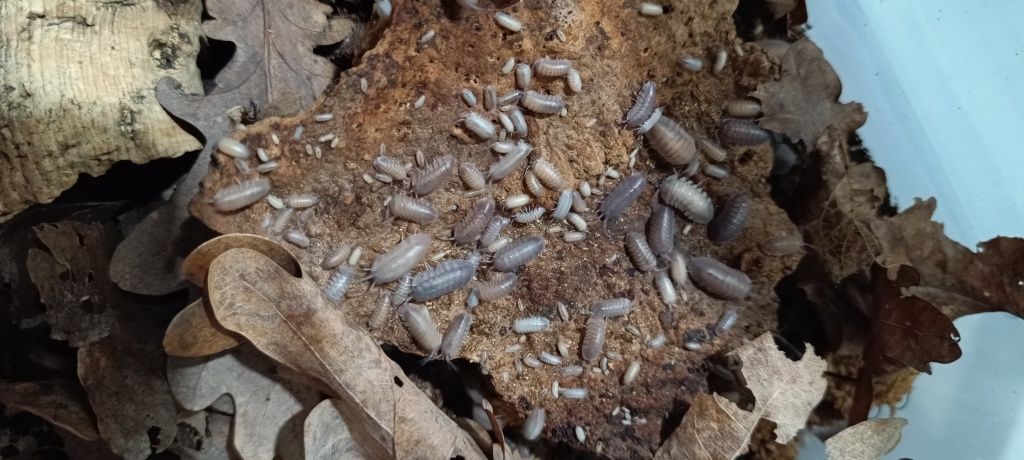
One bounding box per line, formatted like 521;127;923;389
167;346;320;460
655;333;827;460
824;417;907;460
170;411;233;460
182;233;302;286
304;399;371;460
0;380;99;441
206;248;484;459
752;39;867;146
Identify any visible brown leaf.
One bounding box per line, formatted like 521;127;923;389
206;248;485;459
182;233;302;286
0;379;99;441
109;210;212;296
164;300;242;357
764;0;798;19
753;39;867;146
656;333;826;459
824;418;906;460
304;399;372;459
167;346;321;460
170;411;234;460
27;222;118;346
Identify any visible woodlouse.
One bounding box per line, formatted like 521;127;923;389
521;91;565;115
368;291;393;331
524;171;544;197
639;2;664;16
370;233;433;284
493;140;517;154
563;231;586;242
712;49;728;75
719;118;770;145
708;193;752;243
696;136;729;162
461;88;478;107
392;273;413;306
703;164;730;180
480;216;511;246
539;351;563;366
492;235;545;271
654;270;677;306
724;98;762;118
571;191;589;213
453;196;495;244
599;173;648;222
284;229;310;248
670;251;688;286
660;175;714;224
760;234;805;256
532;158;565;190
636;107;662;135
590;298;632;318
688;257;752;300
513;206;545;223
624;231;658;272
439;311;473;360
484;85;498;111
499;91;523;107
501;57;516;74
412;154;456;196
523;354;542;368
398;303;442;353
645;115;697;165
488;141;532;181
552;190;573;219
389;194;438;224
508;108;528;137
513;316;550;334
647;334;667;348
476;272;518;302
411;259;476;301
324;265;358;301
582;316;607;362
494;12;522;32
560;387;588;399
497;112;514;133
212;178;271;212
462;112;496;139
216;137;249;158
561;365;584;377
504;193;532;209
256;161;278;174
624;81;656;128
622;361;641;385
321;245;352;270
678;53;703;72
459;162;486;190
270;208;294;234
515;63;532;90
266;194;285;209
523;409;545;441
566;212;587;232
714;308;738;335
533;58;572;77
646;202;677;260
567;68;583;93
373;155;409;181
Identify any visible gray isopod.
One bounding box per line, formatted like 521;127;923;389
523;354;542;368
459;162;486;190
688;257;752;300
499;91;523;107
513;316;550;333
389;194;439;224
561;365;584;377
509;108;528;137
493;140;518;154
590;298;633;318
494;12;522;32
566;212;587;232
480;216;511;246
461;88;478;107
492;235;545;271
533;58;573;77
368;291;394;331
284;229;310;248
476;272;518;302
521;91;565;115
696;136;729;162
515;63;532;90
324;264;358;302
624;231;658;272
412;154;456;196
524;171;544;197
724;98;762;118
581;317;606;361
654;271;678;306
624;81;656;128
513;206;545;223
567;68;583;93
440;311;474;360
523;408;545;441
484;85;498;111
321;245;353;270
659;175;714;224
216;137;250;158
563;231;586;242
552;190;573;219
704;164;730;179
571;191;589;213
708;193;752;243
271;208;294;234
498;112;515;133
645;115;697;165
398;303;442;353
678;53;703;72
373;155;409;181
622;361;641;385
719;118;770;145
646;202;677;260
560;387;588;399
714;308;738;335
538;351;563;365
505;193;532;209
599;173;648;222
670;251;688;286
411;259;477;301
392;273;413;306
636;107;663;134
759;234;805;256
370;233;433;284
488;141;532;182
454;196;495;244
532;158;566;190
256;161;278;174
462;112;496;139
212;178;271;212
501;58;516;75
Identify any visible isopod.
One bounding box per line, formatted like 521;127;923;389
508;108;528;137
538;351;563;366
688;257;752;300
368;291;394;331
581;317;606;361
462;112;496;139
411;259;476;301
497;112;514;133
523;354;542;368
724;98;762;118
461;89;478;107
494;12;522;32
599;173;647;222
646;202;676;260
370;233;433;284
560;387;588;399
488;141;532;182
256;161;278;174
654;271;677;306
706;161;731;178
624;231;658;272
645;115;697;165
459;162;486;190
293;126;304;141
324;265;358;301
476;272;518;302
392;273;413;306
521;91;565;115
683;158;701;177
493;140;517;154
696;136;729;162
499;91;523;107
719;118;770;145
759;234;805;256
566;212;587;232
389;194;439;224
492;235;544;271
552;190;573;219
532;159;565;190
590;298;632;318
398;303;442;353
714;308;738;335
212;178;271;212
524;171;544;196
670;251;688;285
373;155;409;181
286;193;318;209
284;229;310;248
561;365;584;377
571;191;589;213
271;208;294;234
622;361;641;385
513;206;545;223
646;334;667;348
321;245;352;270
373;0;391;18
707;193;752;243
659;175;714;224
266;194;285;209
412;154;456;196
439;311;473;360
563;231;586;242
623;81;656;128
712;48;728;75
515;63;532;90
216;137;249;159
505;193;532;209
639;2;664;16
678;53;703;72
418;29;435;44
480;216;511;246
501;57;516;74
533;58;572;77
348;247;364;265
567;68;583;93
635;107;662;135
454;196;495;244
513;316;550;334
523;408;545;441
484;85;497;111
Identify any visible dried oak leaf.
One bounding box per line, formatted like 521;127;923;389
26;222;118;346
752;39;867;146
870;198;1024;319
206;247;484;460
170;411;233;460
167;346;320;460
824;418;906;460
304;399;370;459
655;333;827;460
0;379;99;441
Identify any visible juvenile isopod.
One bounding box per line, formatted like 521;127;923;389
522;408;545;441
412;154;456;196
488;141;532;182
370;233;433;284
321;245;352;270
581;316;606;362
513;206;545;223
646;202;676;260
639;2;664;16
373;155;409;181
688;257;752;300
324;265;358;301
719;118;770;145
286;193;318;209
538;351;563;366
459;162;486;191
493;140;517;154
646;334;667;348
561;365;584;377
654;271;677;306
499;91;523;107
271;208;294;234
217;137;250;159
645;115;697;165
714;308;738;335
497;112;514;133
508;108;528;137
266;194;285;210
567;68;583;93
678;53;704;72
552;190;573;219
523;354;542;368
532;159;566;190
501;57;516;74
622;361;641;385
392;273;413;306
212;178;271;212
476;272;518;302
571;191;589;213
533;58;573;77
759;234;805;256
439;311;473;360
256;161;278;174
480;216;511;246
566;212;587;232
368;291;394;331
707;193;752;243
524;171;544;197
454;196;495;244
696;136;729;162
398;303;442;353
670;251;688;286
284;229;310;248
492;235;545;271
659;175;714;224
513;316;550;333
461;112;497;139
505;193;532;209
624;231;658;272
411;259;476;301
636;107;662;135
484;85;497;111
724;98;762;118
560;387;588;399
623;81;657;129
293;126;304;141
683;157;701;177
388;194;439;224
563;231;586;242
515;63;532;90
373;0;391;18
521;91;565;115
712;48;728;75
461;88;478;107
348;247;364;265
590;298;633;318
418;29;435;44
599;173;648;223
494;12;522;32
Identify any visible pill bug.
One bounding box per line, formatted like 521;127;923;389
659;175;714;224
488;141;532;182
566;212;587;232
560;387;588;399
501;57;516;74
654;271;677;306
624;81;656;128
217;137;250;158
532;158;566;190
494;11;522;32
714;308;738;335
373;155;409;180
515;63;532;90
493;140;517;154
412;154;456;196
708;193;752;243
411;259;477;301
590;298;633;318
480;215;511;246
760;234;805;256
563;231;586;242
645;115;697;165
521;91;565;115
571;191;589;213
696;136;729;162
391;273;413;306
476;272;518;302
284;193;318;209
388;194;439;224
292;125;304;141
453;196;495;244
724;98;762;118
533;58;573;77
459;162;486;190
513;206;545;223
271;208;294;234
484;85;498;111
635;107;663;135
646;202;677;261
461;88;478;107
557;302;570;322
368;291;394;331
538;351;563;366
462;112;496;139
266;194;285;209
523;354;542;368
504;193;532;209
497;112;514;133
324;264;358;301
370;233;433;284
688;257;752;300
552;190;573;219
670;251;688;286
508;108;528;137
513;316;550;334
348;247;364;265
398;303;442;353
719;118;770;145
523;171;544;197
255;161;278;174
212;178;271;212
560;365;584;377
321;245;353;270
678;52;703;72
599;173;648;223
581;316;607;362
622;361;641;385
284;229;310;248
646;334;667;348
567;68;583;93
639;2;664;16
493;235;545;271
712;49;728;75
624;231;658;272
523;408;545;441
439;311;473;360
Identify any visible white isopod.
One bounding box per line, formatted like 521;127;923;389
494;12;522;32
512;316;550;334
